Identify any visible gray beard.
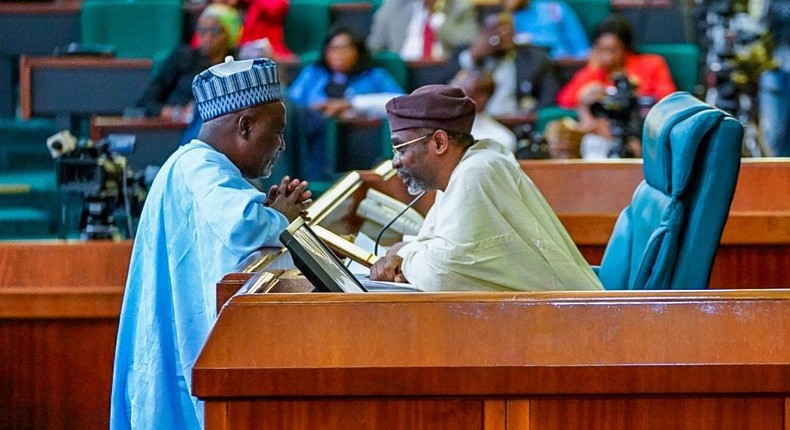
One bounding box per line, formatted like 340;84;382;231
260;163;273;179
259;153;280;179
399;169;430;195
406;180;427;195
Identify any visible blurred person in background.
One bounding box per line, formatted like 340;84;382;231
288;25;405;180
134;3;241;123
237;0;295;60
758;0;790;156
368;0;478;61
508;0;590;60
556;14;676;158
451;69;518;152
445;11;560;116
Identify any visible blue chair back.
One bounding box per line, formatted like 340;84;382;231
598;92;743;290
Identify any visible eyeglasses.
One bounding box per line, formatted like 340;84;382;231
391;133;433;158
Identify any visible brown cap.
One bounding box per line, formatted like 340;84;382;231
386;85;477;133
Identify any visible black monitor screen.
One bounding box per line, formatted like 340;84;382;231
279;218;368;293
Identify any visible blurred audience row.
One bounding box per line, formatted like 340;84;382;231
131;0;787;175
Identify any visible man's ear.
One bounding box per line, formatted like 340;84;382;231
433;130;450;155
237;114;252;140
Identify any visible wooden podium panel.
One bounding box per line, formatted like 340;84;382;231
0;240;130;430
194;290;790;430
0;240;132;288
0;287;122;430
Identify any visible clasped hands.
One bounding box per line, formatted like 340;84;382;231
264;176;313;222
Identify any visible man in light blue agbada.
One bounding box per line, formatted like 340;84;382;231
110;57;311;430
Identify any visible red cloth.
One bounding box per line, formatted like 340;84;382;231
422;20;435;59
556;53;678;108
238;0;293;58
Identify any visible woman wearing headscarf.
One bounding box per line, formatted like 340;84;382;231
135;3;242;123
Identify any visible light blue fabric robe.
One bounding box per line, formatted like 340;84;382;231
110;140;288;430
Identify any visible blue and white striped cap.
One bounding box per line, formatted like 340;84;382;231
192;56;283;121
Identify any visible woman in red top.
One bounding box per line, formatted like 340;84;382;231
555;14;676;158
197;0;294;60
556;14;676;109
238;0;294;60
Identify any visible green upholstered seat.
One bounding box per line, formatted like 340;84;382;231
639;43;701;94
285;1;331;55
565;0;611;40
81;1;183;59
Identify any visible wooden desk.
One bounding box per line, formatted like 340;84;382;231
0;240;130;430
19;55;152;128
0;2;80;57
0;1;81;117
90;116;186;169
194;289;790;430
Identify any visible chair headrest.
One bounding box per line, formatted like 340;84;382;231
641;92;725;196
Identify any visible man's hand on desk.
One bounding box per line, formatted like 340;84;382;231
370;243;408;282
265;176;313;222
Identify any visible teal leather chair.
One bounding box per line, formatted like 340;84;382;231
597;92;743;290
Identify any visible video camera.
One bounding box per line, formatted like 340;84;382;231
590;74;652;158
46;131;147;240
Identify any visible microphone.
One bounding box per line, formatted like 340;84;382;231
373;191;426;256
